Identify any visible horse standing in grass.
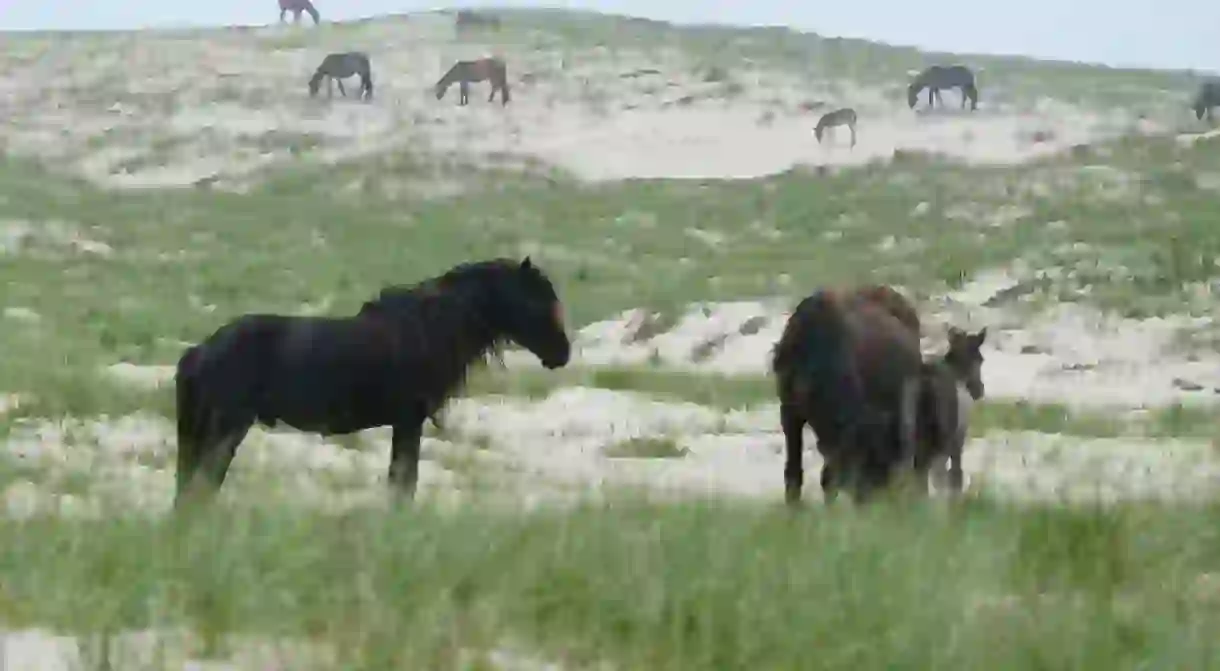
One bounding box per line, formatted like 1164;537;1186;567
308;52;374;101
814;108;858;148
771;286;924;505
908;65;978;111
173;257;571;509
1193;79;1220;121
435;57;511;106
913;327;987;496
279;0;320;25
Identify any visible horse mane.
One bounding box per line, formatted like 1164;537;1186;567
357;259;522;418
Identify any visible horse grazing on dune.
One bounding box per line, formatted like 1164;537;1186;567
309;52;374;101
279;0;320;25
771;285;924;505
173;257;571;509
435;57;510;106
908;65;978;111
913;326;987;496
455;9;502;32
814;108;858;148
1193;79;1220;121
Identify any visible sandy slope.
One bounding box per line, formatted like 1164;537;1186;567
0;13;1163;188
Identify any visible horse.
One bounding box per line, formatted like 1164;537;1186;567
435;57;510;106
913;327;987;496
814;108;858;148
455;9;502;32
173;257;571;509
908;65;978;111
1193;79;1220;121
771;286;924;505
308;52;374;101
278;0;320;25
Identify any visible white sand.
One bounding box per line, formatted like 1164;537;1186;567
3;387;1217;523
567;295;1220;411
0;15;1166;188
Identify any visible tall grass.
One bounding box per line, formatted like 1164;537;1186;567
2;496;1219;668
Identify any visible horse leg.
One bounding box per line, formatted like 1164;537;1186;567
336;78;347;97
780;403;805;505
849;122;856;148
280;9;287;22
175;412;252;509
459;81;469;106
388;409;427;501
819;459;841;504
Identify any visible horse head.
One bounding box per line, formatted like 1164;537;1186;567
906;81;922;109
487;257;571;370
944;326;987;400
307;70;324;97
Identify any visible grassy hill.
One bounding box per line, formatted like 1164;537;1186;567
0;8;1219;668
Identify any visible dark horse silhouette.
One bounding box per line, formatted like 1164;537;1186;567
309;52;374;101
455;9;502;31
908;65;978;111
279;0;320;25
436;57;511;106
771;286;924;505
173;257;571;509
1193;79;1220;121
914;327;987;496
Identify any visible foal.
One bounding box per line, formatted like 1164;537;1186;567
914;326;987;495
814;108;857;148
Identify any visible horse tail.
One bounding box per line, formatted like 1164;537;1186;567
175;344;207;500
772;291;866;426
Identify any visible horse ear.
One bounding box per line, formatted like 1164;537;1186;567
521;256;533;270
972;327;988;346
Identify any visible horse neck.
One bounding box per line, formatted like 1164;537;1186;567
437;65;460;88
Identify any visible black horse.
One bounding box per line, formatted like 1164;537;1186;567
308;52;374;101
173;257;571;508
908;65;978;111
771;287;923;505
1193;79;1220;121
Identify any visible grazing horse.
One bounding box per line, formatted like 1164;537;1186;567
173;257;571;509
913;327;987;496
908;65;978;111
814;108;858;148
455;9;502;31
1193;79;1220;121
435;57;511;106
771;286;924;505
308;52;374;101
279;0;320;25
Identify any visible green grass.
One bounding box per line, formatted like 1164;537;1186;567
2;497;1220;667
2;10;1220;669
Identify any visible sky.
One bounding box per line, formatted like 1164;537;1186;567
2;1;1217;74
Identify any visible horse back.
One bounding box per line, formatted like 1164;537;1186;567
844;284;920;337
842;302;922;406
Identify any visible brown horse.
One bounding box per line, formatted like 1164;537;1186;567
278;0;320;25
435;57;510;106
771;286;924;504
